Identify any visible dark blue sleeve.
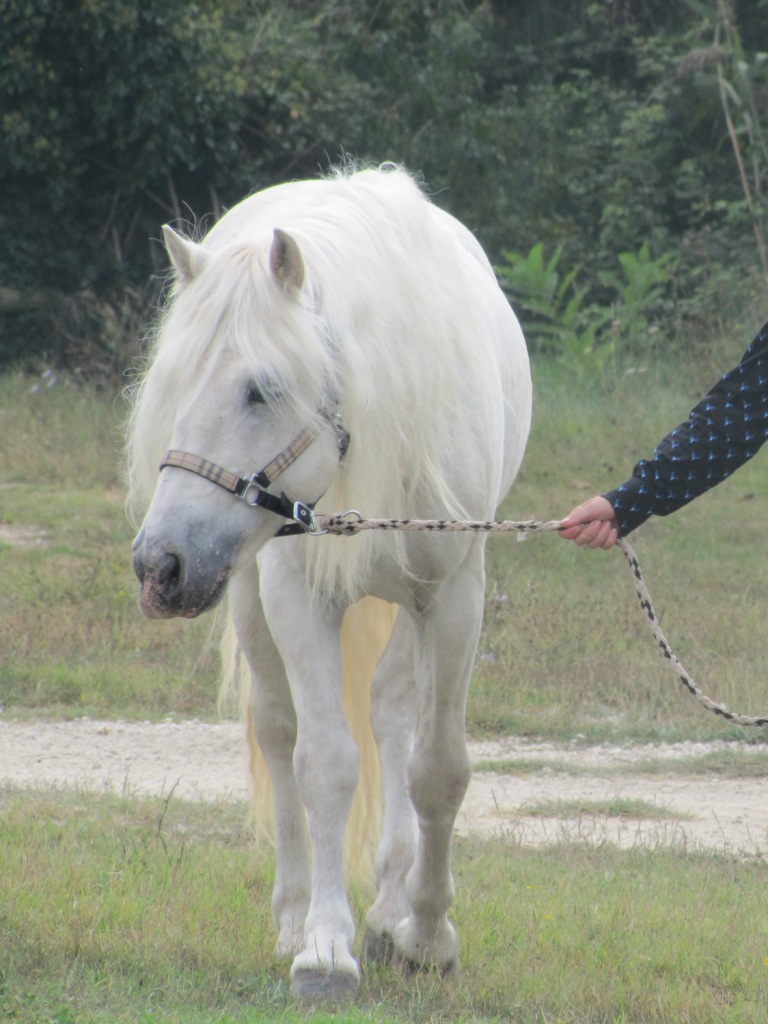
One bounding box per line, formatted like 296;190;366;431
604;322;768;536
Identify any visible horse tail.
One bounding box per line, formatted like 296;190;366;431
219;596;397;881
338;597;397;876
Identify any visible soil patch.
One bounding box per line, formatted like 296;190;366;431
2;719;766;856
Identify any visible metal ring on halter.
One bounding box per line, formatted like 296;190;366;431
240;476;269;507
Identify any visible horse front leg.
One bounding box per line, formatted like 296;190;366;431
258;547;361;1002
392;551;486;974
228;568;310;957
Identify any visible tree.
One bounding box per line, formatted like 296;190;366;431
3;0;768;373
0;0;249;296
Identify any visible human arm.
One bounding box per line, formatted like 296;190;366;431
559;321;768;546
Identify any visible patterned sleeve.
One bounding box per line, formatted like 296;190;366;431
604;322;768;537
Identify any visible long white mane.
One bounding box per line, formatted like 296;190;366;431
127;165;508;600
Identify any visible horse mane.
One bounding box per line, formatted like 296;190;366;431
126;165;504;602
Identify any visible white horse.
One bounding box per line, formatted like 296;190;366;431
127;164;531;1001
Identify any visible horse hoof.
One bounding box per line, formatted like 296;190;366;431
360;927;394;964
394;951;460;979
290;968;359;1003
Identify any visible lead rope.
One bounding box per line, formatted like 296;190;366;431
615;537;768;728
310;511;768;728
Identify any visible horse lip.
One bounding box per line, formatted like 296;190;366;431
139;565;232;619
178;567;230;617
138;581;178;619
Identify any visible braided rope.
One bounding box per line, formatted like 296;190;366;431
314;512;565;536
312;511;768;728
615;537;768;728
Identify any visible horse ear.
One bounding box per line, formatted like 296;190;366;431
270;229;305;294
162;225;211;284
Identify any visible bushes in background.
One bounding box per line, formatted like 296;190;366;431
2;0;768;376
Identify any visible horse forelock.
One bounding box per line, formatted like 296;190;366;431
127;166;512;598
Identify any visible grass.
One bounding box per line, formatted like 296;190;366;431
475;748;768;778
0;371;120;489
2;785;767;1024
516;797;692;821
473;353;768;744
0;375;221;719
4;340;768;1021
639;749;768;776
3;349;768;738
0;482;221;718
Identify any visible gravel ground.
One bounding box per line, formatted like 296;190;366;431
2;718;767;856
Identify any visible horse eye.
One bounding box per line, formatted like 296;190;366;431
247;382;266;407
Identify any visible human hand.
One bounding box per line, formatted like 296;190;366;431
558;495;620;549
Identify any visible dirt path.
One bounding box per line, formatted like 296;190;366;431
2;719;767;856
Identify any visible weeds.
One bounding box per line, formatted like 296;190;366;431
496;241;614;379
496;240;677;382
715;0;768;286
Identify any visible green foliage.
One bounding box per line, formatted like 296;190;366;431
497;243;581;329
496;242;614;378
497;241;676;377
3;0;768;374
600;242;678;347
0;0;249;292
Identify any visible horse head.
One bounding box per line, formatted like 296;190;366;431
130;227;342;619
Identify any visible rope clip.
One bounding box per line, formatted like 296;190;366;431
294;502;327;535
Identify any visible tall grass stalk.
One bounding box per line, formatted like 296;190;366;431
715;0;768;286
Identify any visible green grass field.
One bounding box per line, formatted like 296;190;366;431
3;347;768;1023
2;787;767;1024
3;355;767;740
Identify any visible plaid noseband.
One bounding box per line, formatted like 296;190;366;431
159;426;325;535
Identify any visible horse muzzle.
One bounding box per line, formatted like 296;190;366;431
132;528;232;619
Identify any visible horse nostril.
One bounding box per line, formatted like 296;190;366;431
133;546;182;594
156;552;181;590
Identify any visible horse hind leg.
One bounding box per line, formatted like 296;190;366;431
391;554;486;975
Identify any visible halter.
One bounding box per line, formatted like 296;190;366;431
159;421;349;536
